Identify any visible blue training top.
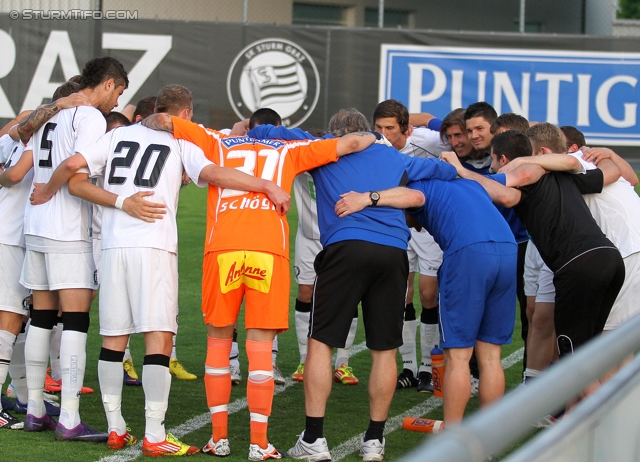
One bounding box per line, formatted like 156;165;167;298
487;173;528;243
407;177;516;258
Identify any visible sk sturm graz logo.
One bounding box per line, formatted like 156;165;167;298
227;38;320;127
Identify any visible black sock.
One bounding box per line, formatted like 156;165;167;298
364;419;386;442
303;416;324;443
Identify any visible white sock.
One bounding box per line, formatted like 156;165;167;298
123;339;132;361
143;363;171;443
99;359;127;434
524;368;541;381
9;331;27;403
0;330;16;389
294;311;310;363
59;330;87;429
25;325;51;418
230;340;240;369
170;335;177;360
419;323;439;373
272;335;279;365
49;322;63;381
335;317;357;368
399;319;418;376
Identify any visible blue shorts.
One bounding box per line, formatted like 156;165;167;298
438;242;517;348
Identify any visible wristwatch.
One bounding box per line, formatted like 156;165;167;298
369;191;380;207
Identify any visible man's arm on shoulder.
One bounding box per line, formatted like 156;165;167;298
581;147;637;186
335;132;376;157
0;149;34;187
67;173;166;223
441;151;523;207
248;124;316;141
499;154;582;174
14;93;91;143
1;111;32;138
141;113;174;133
335;187;425;217
198;164;291;215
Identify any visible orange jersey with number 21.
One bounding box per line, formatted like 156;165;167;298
171;117;339;258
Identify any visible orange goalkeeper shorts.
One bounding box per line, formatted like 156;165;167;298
202;250;290;331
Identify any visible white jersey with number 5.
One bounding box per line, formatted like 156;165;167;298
80;124;212;254
24;106;106;243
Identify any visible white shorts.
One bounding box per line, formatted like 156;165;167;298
523;241;555;303
99;247;178;336
93;237;102;285
294;230;322;285
407;228;442;277
20;249;97;291
0;244;29;315
605;251;640;330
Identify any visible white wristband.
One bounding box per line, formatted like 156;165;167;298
114;196;125;210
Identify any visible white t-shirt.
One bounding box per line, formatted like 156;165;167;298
24;106;106;245
294;172;320;240
570;151;640;258
0;135;32;247
81;124;212;254
400;126;449;159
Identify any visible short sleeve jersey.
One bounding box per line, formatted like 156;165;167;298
80;124;211;254
311;145;458;249
24;106;106;242
407;178;516;258
0;135;32;247
171;117;339;258
514;170;613;272
569;151;640;258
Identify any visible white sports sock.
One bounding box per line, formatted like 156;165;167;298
123;339;132;361
524;368;541;381
9;331;27;403
170;334;177;360
335;317;358;369
294;311;310;363
0;330;16;395
143;364;171;443
25;325;51;418
272;335;279;365
99;360;127;434
230;340;240;368
59;330;87;429
399;319;418;375
419;323;439;373
49;322;63;381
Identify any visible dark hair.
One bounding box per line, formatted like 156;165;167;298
68;75;83;84
105;111;132;131
372;99;409;134
491;130;532;161
249;108;282;129
155;85;192;116
52;81;80;102
491;112;529;134
79;56;129;90
328;109;370;136
439;108;466;143
133;96;157;120
525;123;566;154
560;126;586;148
464;101;498;124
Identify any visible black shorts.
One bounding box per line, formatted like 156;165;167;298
310;240;408;351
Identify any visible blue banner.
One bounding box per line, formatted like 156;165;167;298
379;45;640;146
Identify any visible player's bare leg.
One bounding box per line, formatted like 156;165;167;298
475;340;505;408
442;346;473;425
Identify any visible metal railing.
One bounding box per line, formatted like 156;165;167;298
401;312;640;462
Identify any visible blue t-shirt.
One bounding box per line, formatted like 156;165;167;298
407;177;516;258
487;173;528;243
311;145;458;249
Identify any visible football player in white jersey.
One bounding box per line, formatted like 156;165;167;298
31;85;291;456
373;100;448;393
13;57;129;441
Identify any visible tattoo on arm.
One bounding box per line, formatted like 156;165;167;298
17;102;61;144
141;114;173;132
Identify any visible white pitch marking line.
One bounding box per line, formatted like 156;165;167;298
331;347;525;461
96;342;369;462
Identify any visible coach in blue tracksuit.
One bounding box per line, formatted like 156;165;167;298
335;170;517;426
251;109;458;460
